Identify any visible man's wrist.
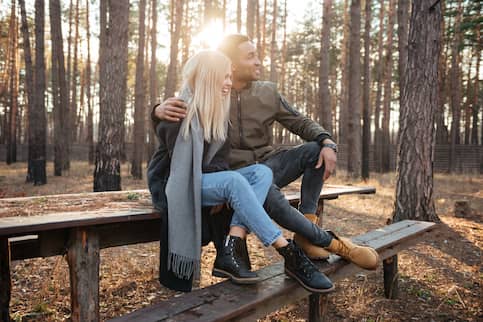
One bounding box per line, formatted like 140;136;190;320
322;142;338;153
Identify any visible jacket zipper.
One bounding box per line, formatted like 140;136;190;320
237;92;244;148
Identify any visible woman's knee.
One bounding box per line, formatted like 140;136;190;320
252;164;273;184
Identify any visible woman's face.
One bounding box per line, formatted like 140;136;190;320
221;68;232;97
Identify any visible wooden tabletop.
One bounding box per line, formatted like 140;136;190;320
0;185;375;237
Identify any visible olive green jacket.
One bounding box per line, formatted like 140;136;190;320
151;81;332;170
227;81;331;168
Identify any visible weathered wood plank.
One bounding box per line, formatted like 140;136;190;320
67;228;100;322
109;220;437;322
0;185;376;238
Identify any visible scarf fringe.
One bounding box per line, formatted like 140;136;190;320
168;251;200;280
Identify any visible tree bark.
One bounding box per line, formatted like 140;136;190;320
246;0;255;38
237;0;242;32
381;0;395;173
19;0;39;183
269;0;278;83
146;0;158;161
338;0;350;145
164;0;184;100
436;1;448;144
70;0;80;145
449;0;463;173
50;0;69;176
131;0;147;179
362;0;371;179
318;0;333;134
471;26;480;145
346;0;362;177
373;0;385;171
393;0;440;223
85;0;94;164
30;0;48;184
6;0;18;165
94;0;129;192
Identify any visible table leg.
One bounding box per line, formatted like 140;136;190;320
67;228;100;322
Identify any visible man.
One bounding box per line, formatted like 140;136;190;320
153;34;378;282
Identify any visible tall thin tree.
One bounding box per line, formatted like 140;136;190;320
19;0;37;182
318;0;333;133
346;0;362;177
32;0;47;184
449;0;463;172
85;0;94;164
50;0;69;176
6;0;18;164
362;0;372;179
164;0;184;99
131;0;147;179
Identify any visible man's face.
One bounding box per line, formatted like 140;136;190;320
232;41;261;82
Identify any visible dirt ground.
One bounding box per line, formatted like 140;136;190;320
0;161;481;321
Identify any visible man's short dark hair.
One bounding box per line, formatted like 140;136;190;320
218;34;251;61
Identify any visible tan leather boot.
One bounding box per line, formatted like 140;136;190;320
325;231;379;270
293;214;330;260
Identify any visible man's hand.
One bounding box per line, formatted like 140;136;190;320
154;97;187;122
315;139;337;181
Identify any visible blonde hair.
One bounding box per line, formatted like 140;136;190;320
181;50;231;142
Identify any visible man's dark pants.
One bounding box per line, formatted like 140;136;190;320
262;142;332;247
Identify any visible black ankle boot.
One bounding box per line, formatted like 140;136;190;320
277;239;335;293
213;236;261;284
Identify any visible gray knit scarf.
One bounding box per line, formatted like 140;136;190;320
165;87;224;280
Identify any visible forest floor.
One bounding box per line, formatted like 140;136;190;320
0;161;481;322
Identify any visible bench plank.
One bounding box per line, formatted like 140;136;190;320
109;220;437;322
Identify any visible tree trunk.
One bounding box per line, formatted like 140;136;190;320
269;0;278;83
93;0;129;192
237;0;242;33
318;0;332;133
373;0;385;171
85;0;94;164
449;0;462;173
346;0;362;177
50;0;69;176
471;26;480;145
6;0;18;165
131;0;146;179
19;0;39;182
393;0;440;223
164;0;184;99
63;0;73;171
463;56;472;145
338;0;350;145
246;0;256;38
436;1;448;144
146;0;158;161
397;0;409;102
70;0;80;145
362;0;371;179
30;0;48;184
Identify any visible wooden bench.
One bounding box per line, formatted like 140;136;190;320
0;184;374;322
109;220;438;322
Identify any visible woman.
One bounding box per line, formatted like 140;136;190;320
148;50;334;293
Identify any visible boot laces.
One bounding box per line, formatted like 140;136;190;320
294;246;317;277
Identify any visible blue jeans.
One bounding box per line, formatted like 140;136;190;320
201;164;282;247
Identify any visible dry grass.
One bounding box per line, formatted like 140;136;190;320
1;161;481;321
